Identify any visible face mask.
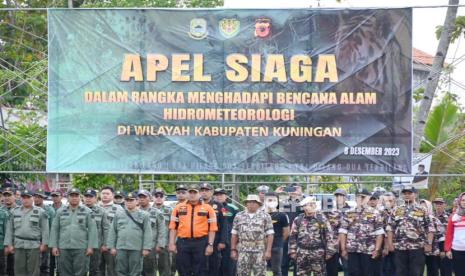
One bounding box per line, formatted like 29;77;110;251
266;200;278;210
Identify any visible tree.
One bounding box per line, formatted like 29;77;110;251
413;0;459;152
419;93;464;199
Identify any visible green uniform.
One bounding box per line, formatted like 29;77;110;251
4;206;49;276
88;204;109;276
49;204;98;276
0;208;10;275
140;206;167;276
154;204;174;276
35;204;55;276
100;202;123;276
107;208;153;276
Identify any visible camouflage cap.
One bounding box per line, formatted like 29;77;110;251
152;188;165;196
188;184;200;192
50;190;62;196
433;197;445;204
2;187;15;195
67;188;81;195
200;182;213;190
137;189;151;197
244;194;262;205
334;188;347;197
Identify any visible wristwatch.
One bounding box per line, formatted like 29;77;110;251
208;242;214;246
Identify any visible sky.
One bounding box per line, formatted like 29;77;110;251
224;0;465;106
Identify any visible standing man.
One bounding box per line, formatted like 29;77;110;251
175;185;188;205
277;183;305;274
33;189;55;276
50;190;63;212
0;191;9;276
84;189;109;276
289;196;336;275
324;188;350;276
381;192;397;276
168;184;217;276
107;191;152;276
231;195;274;276
153;188;174;276
113;191;125;207
137;189;167;276
49;188;98;276
264;192;289;276
214;188;239;276
4;189;49;276
387;186;435;276
100;186;123;276
199;182;227;276
339;188;385;276
3;186;17;276
433;197;452;276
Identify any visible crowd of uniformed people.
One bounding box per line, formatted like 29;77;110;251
0;182;463;276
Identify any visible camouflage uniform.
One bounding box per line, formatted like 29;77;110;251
289;212;336;276
387;203;435;250
231;211;274;276
387;203;436;276
323;210;342;251
425;215;442;257
339;206;385;276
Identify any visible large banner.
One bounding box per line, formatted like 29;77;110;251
47;8;412;174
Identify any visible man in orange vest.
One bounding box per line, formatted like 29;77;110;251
168;184;218;276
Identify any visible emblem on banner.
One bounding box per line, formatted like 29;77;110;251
188;18;208;40
219;18;240;38
255;18;271;38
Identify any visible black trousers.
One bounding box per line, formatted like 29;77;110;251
394;249;425;276
220;243;236;276
381;252;396;276
347;252;380;276
176;237;207;276
424;255;439;276
439;255;452;276
325;253;340;276
452;250;465;276
6;253;13;276
203;246;221;276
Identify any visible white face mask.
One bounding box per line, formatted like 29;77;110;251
265;200;278;210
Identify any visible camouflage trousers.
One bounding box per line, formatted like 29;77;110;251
237;251;266;276
296;248;326;276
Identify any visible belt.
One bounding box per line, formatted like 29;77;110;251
179;236;208;240
15;236;40;241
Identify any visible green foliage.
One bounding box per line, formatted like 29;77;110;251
436;15;465;43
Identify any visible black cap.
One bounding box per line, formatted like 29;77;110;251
114;190;125;198
21;189;33;197
50;190;62;196
213;188;226;195
2;187;15;195
176;184;188;191
355;188;370;196
125;191;138;200
67;188;81;195
265;192;278;197
401;186;416;193
84;189;97;197
152;188;165;196
200;182;213;190
370;192;380;200
34;188;47;198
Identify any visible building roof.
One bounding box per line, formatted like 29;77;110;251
413;48;448;67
